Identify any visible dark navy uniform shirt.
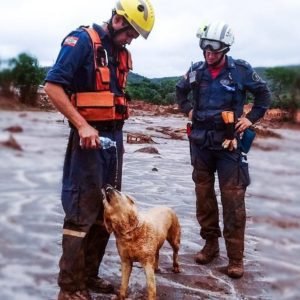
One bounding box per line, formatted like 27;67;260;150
45;23;122;96
176;56;271;123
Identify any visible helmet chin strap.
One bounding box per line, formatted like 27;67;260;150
107;12;131;40
203;47;230;67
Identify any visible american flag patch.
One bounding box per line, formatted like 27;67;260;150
63;36;79;47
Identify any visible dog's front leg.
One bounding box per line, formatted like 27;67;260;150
119;259;132;300
144;263;156;300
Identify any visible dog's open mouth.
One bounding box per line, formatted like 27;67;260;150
102;184;119;203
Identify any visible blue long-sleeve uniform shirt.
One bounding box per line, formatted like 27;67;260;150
45;23;122;96
176;56;271;124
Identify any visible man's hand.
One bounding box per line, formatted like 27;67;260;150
78;124;100;149
235;117;252;133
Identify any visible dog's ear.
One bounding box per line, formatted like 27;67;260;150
104;215;113;233
126;195;135;205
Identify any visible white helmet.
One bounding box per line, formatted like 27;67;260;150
199;21;234;52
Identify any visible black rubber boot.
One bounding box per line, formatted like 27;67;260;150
195;238;219;264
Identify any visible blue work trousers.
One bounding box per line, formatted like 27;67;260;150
58;127;123;292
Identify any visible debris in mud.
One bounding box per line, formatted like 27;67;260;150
146;126;186;140
0;134;23;151
254;126;282;139
129;100;181;116
134;146;160;154
264;108;291;122
252;142;280;151
252;216;300;229
3;125;23;133
127;133;156;144
152;167;158;171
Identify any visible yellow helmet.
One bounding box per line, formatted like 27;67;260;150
115;0;155;39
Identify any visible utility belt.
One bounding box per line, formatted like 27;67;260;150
69;120;124;132
71;91;129;122
192;120;226;131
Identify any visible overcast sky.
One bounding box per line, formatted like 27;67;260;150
0;0;299;78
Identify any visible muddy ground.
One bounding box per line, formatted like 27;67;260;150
0;110;299;300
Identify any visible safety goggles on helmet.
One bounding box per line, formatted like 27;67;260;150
200;39;227;52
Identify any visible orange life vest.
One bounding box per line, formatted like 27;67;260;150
71;27;132;122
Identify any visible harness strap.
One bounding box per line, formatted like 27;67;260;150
83;27;110;90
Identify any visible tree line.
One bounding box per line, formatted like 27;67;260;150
0;53;46;105
1;53;300;116
127;67;300;112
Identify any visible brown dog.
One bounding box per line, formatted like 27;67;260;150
102;185;181;300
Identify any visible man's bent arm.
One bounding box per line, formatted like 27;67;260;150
44;82;100;149
44;82;87;129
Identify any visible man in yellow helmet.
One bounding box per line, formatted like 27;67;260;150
44;1;155;299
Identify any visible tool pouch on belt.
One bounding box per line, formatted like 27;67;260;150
225;123;235;139
221;111;235;139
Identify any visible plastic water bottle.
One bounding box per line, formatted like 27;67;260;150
100;136;118;188
100;136;116;149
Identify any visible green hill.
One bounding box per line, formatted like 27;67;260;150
127;64;300;108
128;65;300;86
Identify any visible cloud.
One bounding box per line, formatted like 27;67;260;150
0;0;299;77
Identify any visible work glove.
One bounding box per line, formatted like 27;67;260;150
221;111;237;151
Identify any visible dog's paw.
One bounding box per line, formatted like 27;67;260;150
172;266;180;273
113;293;129;300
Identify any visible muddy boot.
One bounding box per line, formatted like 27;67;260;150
227;259;244;278
87;276;114;294
58;289;92;300
195;239;219;264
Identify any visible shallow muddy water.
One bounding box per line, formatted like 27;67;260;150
0;111;299;300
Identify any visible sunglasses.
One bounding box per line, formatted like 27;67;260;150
200;39;226;52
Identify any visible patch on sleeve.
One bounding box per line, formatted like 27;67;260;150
63;36;79;47
252;71;261;82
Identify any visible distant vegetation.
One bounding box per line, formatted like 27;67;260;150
265;67;300;109
0;53;45;105
1;53;300;116
127;66;300;114
126;74;179;105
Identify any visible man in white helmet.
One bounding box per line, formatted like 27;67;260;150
176;21;271;278
44;1;155;299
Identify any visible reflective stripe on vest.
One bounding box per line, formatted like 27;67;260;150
71;27;132;122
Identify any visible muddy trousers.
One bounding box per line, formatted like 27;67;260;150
58;128;123;292
191;148;249;261
58;224;110;292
